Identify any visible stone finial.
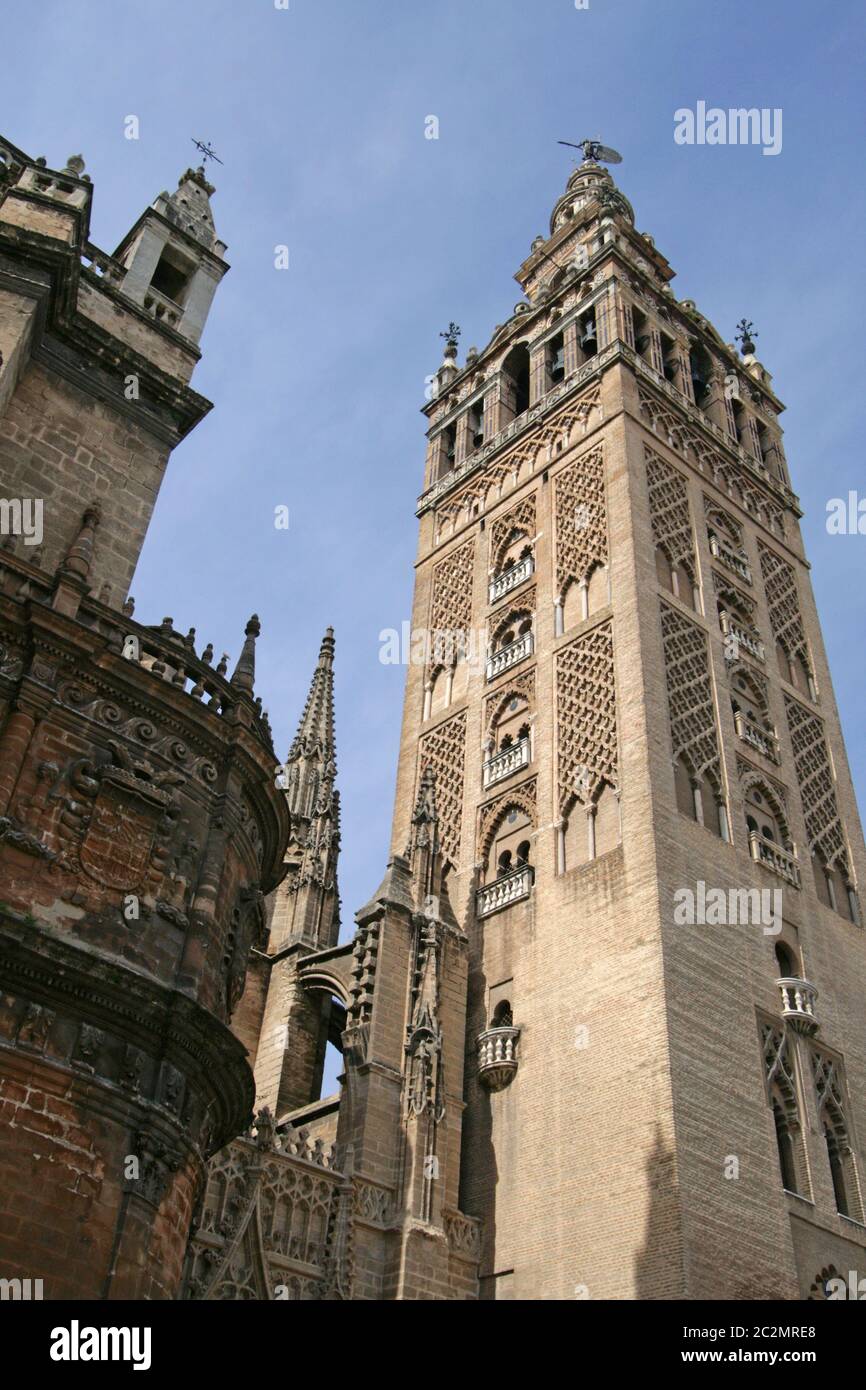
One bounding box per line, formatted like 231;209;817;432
230;615;261;693
216;652;229;676
59;502;101;580
64;155;86;177
122;596;135;618
201;643;213;664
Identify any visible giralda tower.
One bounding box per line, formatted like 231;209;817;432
384;153;866;1299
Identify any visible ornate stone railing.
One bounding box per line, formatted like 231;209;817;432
483;737;530;789
476;1025;521;1090
143;283;182;329
777;977;819;1035
81;242;126;287
710;534;752;584
631;349;798;511
476;864;534;917
486;631;533;682
720;612;765;663
733;711;780;763
749;831;801;888
418;346;614;512
489;554;534;604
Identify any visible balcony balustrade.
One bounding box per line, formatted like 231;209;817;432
777;977;819;1035
489;554;534;604
721;611;765;663
476;1026;521;1091
733;710;780;763
749;831;801;888
476;863;534;918
709;534;752;584
483;737;530;789
486;631;533;682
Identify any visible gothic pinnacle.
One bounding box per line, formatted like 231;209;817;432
59;502;101;579
230;614;260;693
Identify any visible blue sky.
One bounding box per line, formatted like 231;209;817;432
5;0;865;937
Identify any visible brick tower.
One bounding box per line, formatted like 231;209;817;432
384;152;866;1299
0;136;287;1298
185;153;866;1304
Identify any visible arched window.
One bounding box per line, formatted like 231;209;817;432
824;1126;850;1218
744;784;791;852
559;781;621;872
689;342;713;408
773;1096;799;1194
486;806;533;884
774;941;798;979
491;1000;513;1028
502;343;530;421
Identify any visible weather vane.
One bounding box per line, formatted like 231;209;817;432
440;322;461;349
735;319;757;355
557;138;623;166
191;139;223;167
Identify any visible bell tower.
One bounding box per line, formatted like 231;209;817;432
386;152;866;1299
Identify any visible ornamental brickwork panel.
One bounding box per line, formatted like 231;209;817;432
417;711;467;867
646;448;696;573
660;602;722;789
759;544;811;672
784;696;849;872
554;442;608;595
555;621;618;814
490;492;537;572
430;539;475;637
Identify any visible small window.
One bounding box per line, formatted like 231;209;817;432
547;332;565;384
149;247;194;305
469;399;485;449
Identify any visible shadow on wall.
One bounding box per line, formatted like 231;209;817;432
634;1124;681;1300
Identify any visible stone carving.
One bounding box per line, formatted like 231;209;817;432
556;621;618;814
434;379;603;538
484;670;535;742
405;917;445;1123
554;442;607;596
761;1022;798;1124
759;544;811;675
430;539;475;640
490;492;537;573
646;447;696;573
352;1180;395;1227
417;711;466;869
638;383;786;536
660;603;722;790
445;1210;482;1258
478;776;537;863
785;698;848;873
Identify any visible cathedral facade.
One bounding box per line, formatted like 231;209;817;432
1;133;865;1301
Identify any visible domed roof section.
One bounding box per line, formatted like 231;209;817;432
549;160;634;236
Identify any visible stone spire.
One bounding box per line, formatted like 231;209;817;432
230;614;260;694
285;627;336;819
160;165;220;252
270;628;341;951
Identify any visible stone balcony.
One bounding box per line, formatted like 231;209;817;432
483;737;530;789
476;863;534;917
476;1025;521;1091
749;831;801;888
143;282;183;330
733;710;780;763
721;612;765;663
777;977;819;1035
486;631;533;682
489;554;534;605
710;534;752;584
